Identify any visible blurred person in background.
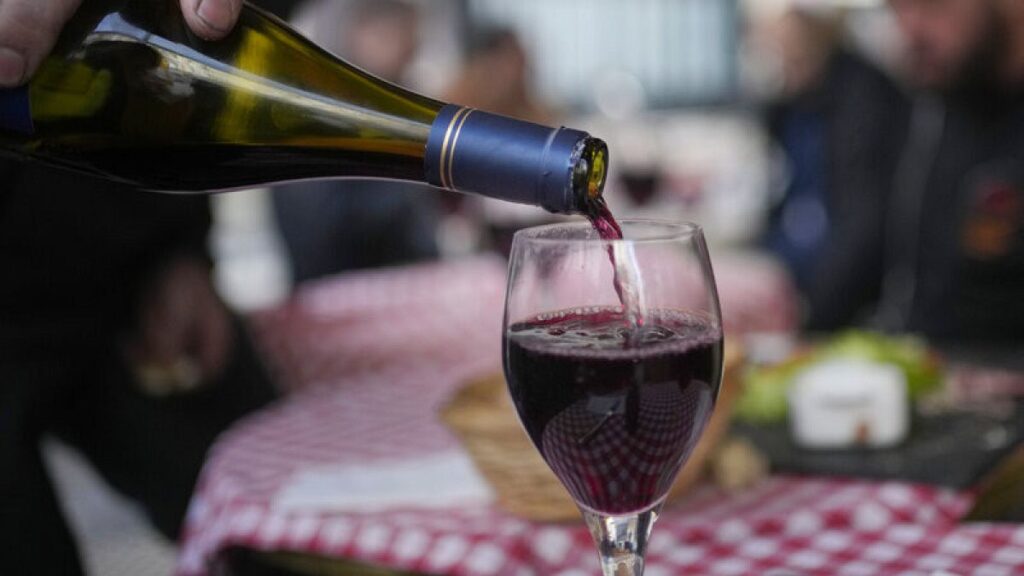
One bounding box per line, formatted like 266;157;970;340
0;1;281;573
875;0;1024;349
272;0;441;283
752;3;910;330
443;27;559;256
256;0;299;19
445;27;556;126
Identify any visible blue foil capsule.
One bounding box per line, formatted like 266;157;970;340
425;104;591;214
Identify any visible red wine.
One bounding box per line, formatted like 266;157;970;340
584;199;646;330
504;307;723;514
587;198;624;242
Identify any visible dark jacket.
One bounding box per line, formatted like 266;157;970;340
764;49;910;330
877;89;1024;346
0;158;210;344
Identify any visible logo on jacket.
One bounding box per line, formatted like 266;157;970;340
963;181;1022;260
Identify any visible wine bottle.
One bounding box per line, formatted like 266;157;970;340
0;0;608;215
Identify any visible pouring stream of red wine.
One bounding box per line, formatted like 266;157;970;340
586;199;647;338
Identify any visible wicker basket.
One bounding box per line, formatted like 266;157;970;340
440;343;743;522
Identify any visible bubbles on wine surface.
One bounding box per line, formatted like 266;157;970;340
508;306;720;357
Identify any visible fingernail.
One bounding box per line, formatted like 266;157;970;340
195;0;233;33
0;47;26;87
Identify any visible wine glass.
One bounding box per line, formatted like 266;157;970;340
503;220;723;576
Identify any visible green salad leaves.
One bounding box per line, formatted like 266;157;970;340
736;331;942;424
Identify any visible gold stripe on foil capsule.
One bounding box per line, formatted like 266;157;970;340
446;108;475;191
439;107;470;189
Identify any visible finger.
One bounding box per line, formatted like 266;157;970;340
0;0;82;86
179;0;241;41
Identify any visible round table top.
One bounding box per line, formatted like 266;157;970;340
178;256;1024;576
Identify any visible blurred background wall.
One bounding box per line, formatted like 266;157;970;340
213;0;899;311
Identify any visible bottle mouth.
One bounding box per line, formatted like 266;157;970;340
573;137;609;202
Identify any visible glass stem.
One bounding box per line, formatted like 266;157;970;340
582;505;660;576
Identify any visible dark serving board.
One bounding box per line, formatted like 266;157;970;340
733;401;1024;490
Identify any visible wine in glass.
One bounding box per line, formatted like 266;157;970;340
503;220;723;575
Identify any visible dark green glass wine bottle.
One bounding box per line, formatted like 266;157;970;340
0;0;608;214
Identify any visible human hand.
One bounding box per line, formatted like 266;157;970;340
126;256;233;395
0;0;242;87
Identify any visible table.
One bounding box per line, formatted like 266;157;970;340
178;256;1024;576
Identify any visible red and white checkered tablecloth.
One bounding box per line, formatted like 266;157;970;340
177;256;1024;576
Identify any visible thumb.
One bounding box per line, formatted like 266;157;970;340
0;0;83;87
180;0;242;41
